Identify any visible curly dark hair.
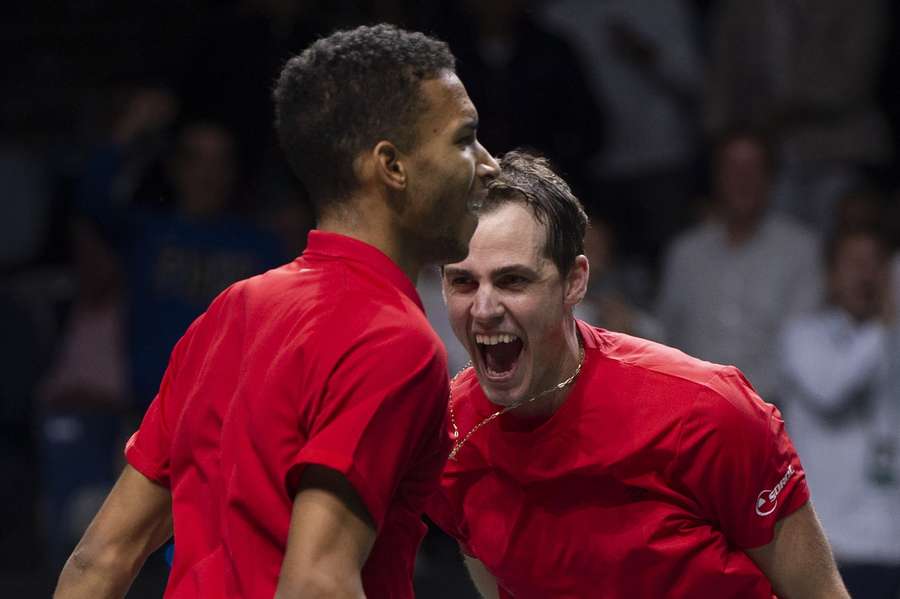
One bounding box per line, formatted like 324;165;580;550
483;150;588;275
273;24;456;208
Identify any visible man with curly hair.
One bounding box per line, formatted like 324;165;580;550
55;24;497;598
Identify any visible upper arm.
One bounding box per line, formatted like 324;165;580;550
745;502;849;599
276;465;376;599
54;465;173;598
463;553;500;599
73;464;173;564
670;374;810;547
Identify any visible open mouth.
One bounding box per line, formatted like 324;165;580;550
475;333;524;380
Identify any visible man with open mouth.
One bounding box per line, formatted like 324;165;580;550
427;150;848;598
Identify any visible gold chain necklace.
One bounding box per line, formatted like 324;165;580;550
448;344;585;460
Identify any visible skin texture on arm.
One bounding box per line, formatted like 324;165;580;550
54;465;173;599
745;501;849;599
274;465;376;599
463;553;500;599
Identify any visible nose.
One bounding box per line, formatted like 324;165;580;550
476;143;500;182
471;284;503;324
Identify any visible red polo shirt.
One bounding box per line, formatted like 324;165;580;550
429;321;809;598
126;231;450;598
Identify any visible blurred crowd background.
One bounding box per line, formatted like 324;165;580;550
2;0;900;596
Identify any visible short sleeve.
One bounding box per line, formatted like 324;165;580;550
284;325;450;531
124;315;203;488
670;367;810;548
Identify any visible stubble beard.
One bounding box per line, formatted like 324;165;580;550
420;189;477;265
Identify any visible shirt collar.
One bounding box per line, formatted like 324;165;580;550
302;230;424;311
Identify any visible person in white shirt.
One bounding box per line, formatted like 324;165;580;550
779;227;900;598
658;130;821;404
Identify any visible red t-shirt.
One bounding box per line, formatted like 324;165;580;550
429;321;809;599
126;231;450;598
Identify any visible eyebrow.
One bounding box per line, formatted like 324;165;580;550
493;265;538;278
442;266;469;278
443;264;538;279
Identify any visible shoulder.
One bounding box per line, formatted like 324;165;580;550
782;310;830;335
766;216;820;252
240;258;444;366
690;366;775;436
589;325;774;426
591;326;728;389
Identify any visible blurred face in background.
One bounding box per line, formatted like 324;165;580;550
829;233;888;322
715;137;771;226
170;123;237;217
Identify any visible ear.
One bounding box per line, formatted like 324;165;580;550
563;255;589;307
373;140;407;191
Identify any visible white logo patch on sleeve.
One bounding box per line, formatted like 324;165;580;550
755;464;795;517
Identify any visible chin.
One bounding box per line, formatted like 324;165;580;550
443;234;472;264
478;372;530;408
481;386;519;408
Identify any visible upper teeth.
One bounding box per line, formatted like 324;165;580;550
475;333;518;345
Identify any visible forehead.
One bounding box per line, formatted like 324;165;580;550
416;71;477;133
449;202;550;274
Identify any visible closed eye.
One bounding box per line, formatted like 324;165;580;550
497;274;529;289
447;275;477;291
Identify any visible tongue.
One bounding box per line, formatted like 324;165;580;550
484;339;523;374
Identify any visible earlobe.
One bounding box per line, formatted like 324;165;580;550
565;255;590;306
374;141;407;191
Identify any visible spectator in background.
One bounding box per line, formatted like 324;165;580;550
657;131;821;404
126;121;285;408
36;219;128;567
0;144;55;572
178;0;345;176
706;0;892;233
575;217;663;341
779;228;900;599
542;0;704;267
78;92;285;408
434;0;602;197
832;188;886;235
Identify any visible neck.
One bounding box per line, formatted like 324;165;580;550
318;198;423;284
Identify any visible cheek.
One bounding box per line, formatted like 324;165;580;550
447;149;476;185
516;296;567;342
445;297;471;335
